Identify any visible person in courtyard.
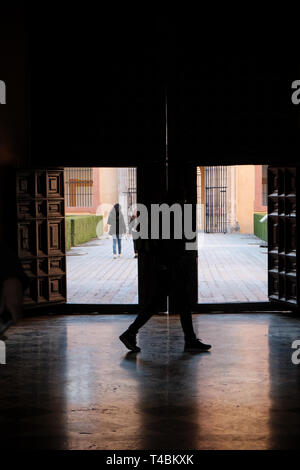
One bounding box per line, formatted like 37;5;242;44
119;190;212;353
107;203;127;259
129;210;139;258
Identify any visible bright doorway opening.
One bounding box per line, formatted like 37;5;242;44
196;165;268;303
65;167;138;304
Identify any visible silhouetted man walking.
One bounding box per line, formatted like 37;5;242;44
119;237;211;353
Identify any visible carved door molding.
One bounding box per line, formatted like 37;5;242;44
268;166;298;307
16;169;66;306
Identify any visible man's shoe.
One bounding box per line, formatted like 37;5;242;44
119;330;141;352
184;338;211;352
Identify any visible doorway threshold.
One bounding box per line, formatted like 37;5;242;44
192;301;297;314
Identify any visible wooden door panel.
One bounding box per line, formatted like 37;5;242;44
23;278;38;306
36;200;48;218
37;258;48;276
18;221;36;258
16;171;36;198
268;166;298;307
47;200;64;218
22;259;37;278
46;171;64;198
36;171;47;197
48;257;66;275
48;276;66;302
48;219;65;255
17;200;36;219
286;218;297;252
269;272;279;300
16;169;66;307
38;277;49;303
286;276;297;304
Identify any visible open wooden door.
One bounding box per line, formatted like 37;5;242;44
268;166;298;308
137;162;168;312
168;162;198;314
16;169;66;307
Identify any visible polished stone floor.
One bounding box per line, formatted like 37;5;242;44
1;313;300;450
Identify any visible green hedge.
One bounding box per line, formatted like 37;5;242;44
65;215;103;250
254;212;267;242
65;217;72;251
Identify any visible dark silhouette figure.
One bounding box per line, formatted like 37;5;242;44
0;241;29;336
119;240;211;353
107;203;127;258
129;210;139;258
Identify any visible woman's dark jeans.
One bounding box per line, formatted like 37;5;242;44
113;235;122;255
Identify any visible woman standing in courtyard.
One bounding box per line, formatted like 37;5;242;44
129;210;139;258
107;203;127;258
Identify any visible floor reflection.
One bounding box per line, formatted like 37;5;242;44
0;313;300;449
120;349;211;449
268;314;300;449
0;316;68;449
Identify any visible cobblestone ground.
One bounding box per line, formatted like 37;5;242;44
197;232;268;303
67;236;139;304
67;233;268;304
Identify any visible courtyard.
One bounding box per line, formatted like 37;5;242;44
67;233;268;304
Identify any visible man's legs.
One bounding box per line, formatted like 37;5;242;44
170;256;196;340
119;303;158;352
119;253;211;352
120;256;164;352
176;297;211;351
179;310;197;342
127;306;157;335
171;256;211;350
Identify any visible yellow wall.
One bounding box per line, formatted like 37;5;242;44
236;165;255;233
65;168;119;219
99;168;118;205
98;167;118;219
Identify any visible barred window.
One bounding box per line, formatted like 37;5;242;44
65;168;93;207
126;168;137;211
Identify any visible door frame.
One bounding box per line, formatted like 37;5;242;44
171;163;299;315
22;163;298;316
23;163;168;315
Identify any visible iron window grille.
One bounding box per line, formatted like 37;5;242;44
125;167;137;214
262;165;268;207
65;168;93;207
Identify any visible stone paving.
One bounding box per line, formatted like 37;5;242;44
66;235;138;304
197;232;268;303
67;233;268;304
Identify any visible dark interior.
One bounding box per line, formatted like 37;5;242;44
0;5;300;452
